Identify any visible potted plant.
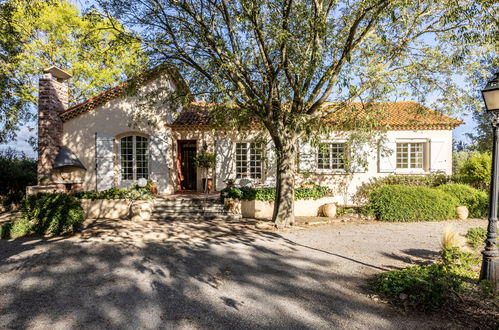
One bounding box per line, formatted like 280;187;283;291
193;152;216;193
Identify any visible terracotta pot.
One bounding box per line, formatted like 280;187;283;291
322;203;337;218
456;206;469;220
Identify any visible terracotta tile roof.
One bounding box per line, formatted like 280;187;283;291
59;64;191;122
322;101;463;129
170;101;463;130
171;103;211;126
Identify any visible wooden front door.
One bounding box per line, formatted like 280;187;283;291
178;140;197;190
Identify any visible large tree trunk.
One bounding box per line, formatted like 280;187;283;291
272;136;297;228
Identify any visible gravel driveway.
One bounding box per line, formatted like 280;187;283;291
0;218;490;329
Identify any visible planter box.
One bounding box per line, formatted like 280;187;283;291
81;199;133;219
241;197;336;219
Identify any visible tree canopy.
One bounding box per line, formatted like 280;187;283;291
104;0;497;225
0;0;147;143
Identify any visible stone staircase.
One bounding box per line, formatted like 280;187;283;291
151;197;242;221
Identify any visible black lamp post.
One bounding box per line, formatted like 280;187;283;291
480;72;499;289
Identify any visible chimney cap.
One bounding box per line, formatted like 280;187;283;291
43;66;72;81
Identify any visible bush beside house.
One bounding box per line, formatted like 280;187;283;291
435;184;488;218
221;185;331;201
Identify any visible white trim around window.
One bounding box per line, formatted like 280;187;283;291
315;140;348;173
119;135;150;183
395;140;429;173
235;141;263;180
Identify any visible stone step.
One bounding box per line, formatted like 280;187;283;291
154;200;222;206
153;208;226;214
152;210;231;216
150;214;242;221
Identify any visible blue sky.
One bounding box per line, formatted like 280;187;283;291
0;0;480;158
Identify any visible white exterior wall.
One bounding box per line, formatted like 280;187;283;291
210;128;453;205
61;77;178;193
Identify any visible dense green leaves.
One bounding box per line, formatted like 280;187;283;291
0;0;146;142
220;185;331;201
20;193;85;236
367;185;458;221
435;184;488;218
0;147;36;206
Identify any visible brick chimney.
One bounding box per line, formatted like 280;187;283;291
37;66;72;182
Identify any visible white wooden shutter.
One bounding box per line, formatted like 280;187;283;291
299;140;315;172
95;133;115;191
215;138;234;190
149;131;171;193
378;140;396;173
430;140;447;172
264;139;277;185
351;143;369;173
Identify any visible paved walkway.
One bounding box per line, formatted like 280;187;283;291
0;218;493;329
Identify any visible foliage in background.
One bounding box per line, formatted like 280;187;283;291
18;193;84;236
454;152;491;190
0;0;146;143
73;185;153;200
220;185;331;201
436;184;488;218
367;185;458;221
354;174;451;205
0;147;36;206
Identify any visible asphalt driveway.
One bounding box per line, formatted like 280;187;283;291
0;218;491;329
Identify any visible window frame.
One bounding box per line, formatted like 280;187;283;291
315;140;348;173
119;135;149;183
395;140;427;172
235;141;263;180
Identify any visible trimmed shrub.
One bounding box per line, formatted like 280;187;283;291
436;184;488;218
21;193;84;236
354;173;451;204
220;186;243;201
220;185;331;201
73;185;153;200
367;185;458;221
454;152;491;190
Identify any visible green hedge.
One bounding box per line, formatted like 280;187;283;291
367;185;458;221
354;174;451;204
73;185;153;200
19;193;85;236
220;185;331;201
435;184;488;218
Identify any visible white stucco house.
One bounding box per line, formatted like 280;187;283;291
36;66;462;205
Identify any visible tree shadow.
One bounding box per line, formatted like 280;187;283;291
0;224;451;329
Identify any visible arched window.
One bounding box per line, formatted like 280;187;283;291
120;135;149;181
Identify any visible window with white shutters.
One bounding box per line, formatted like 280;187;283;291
317;142;346;170
236;142;262;179
396;142;424;169
120;136;149;180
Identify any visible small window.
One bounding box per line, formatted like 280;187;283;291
120;136;149;181
317;142;345;170
396;142;424;169
236;142;262;179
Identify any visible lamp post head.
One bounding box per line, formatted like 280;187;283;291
482;72;499;112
